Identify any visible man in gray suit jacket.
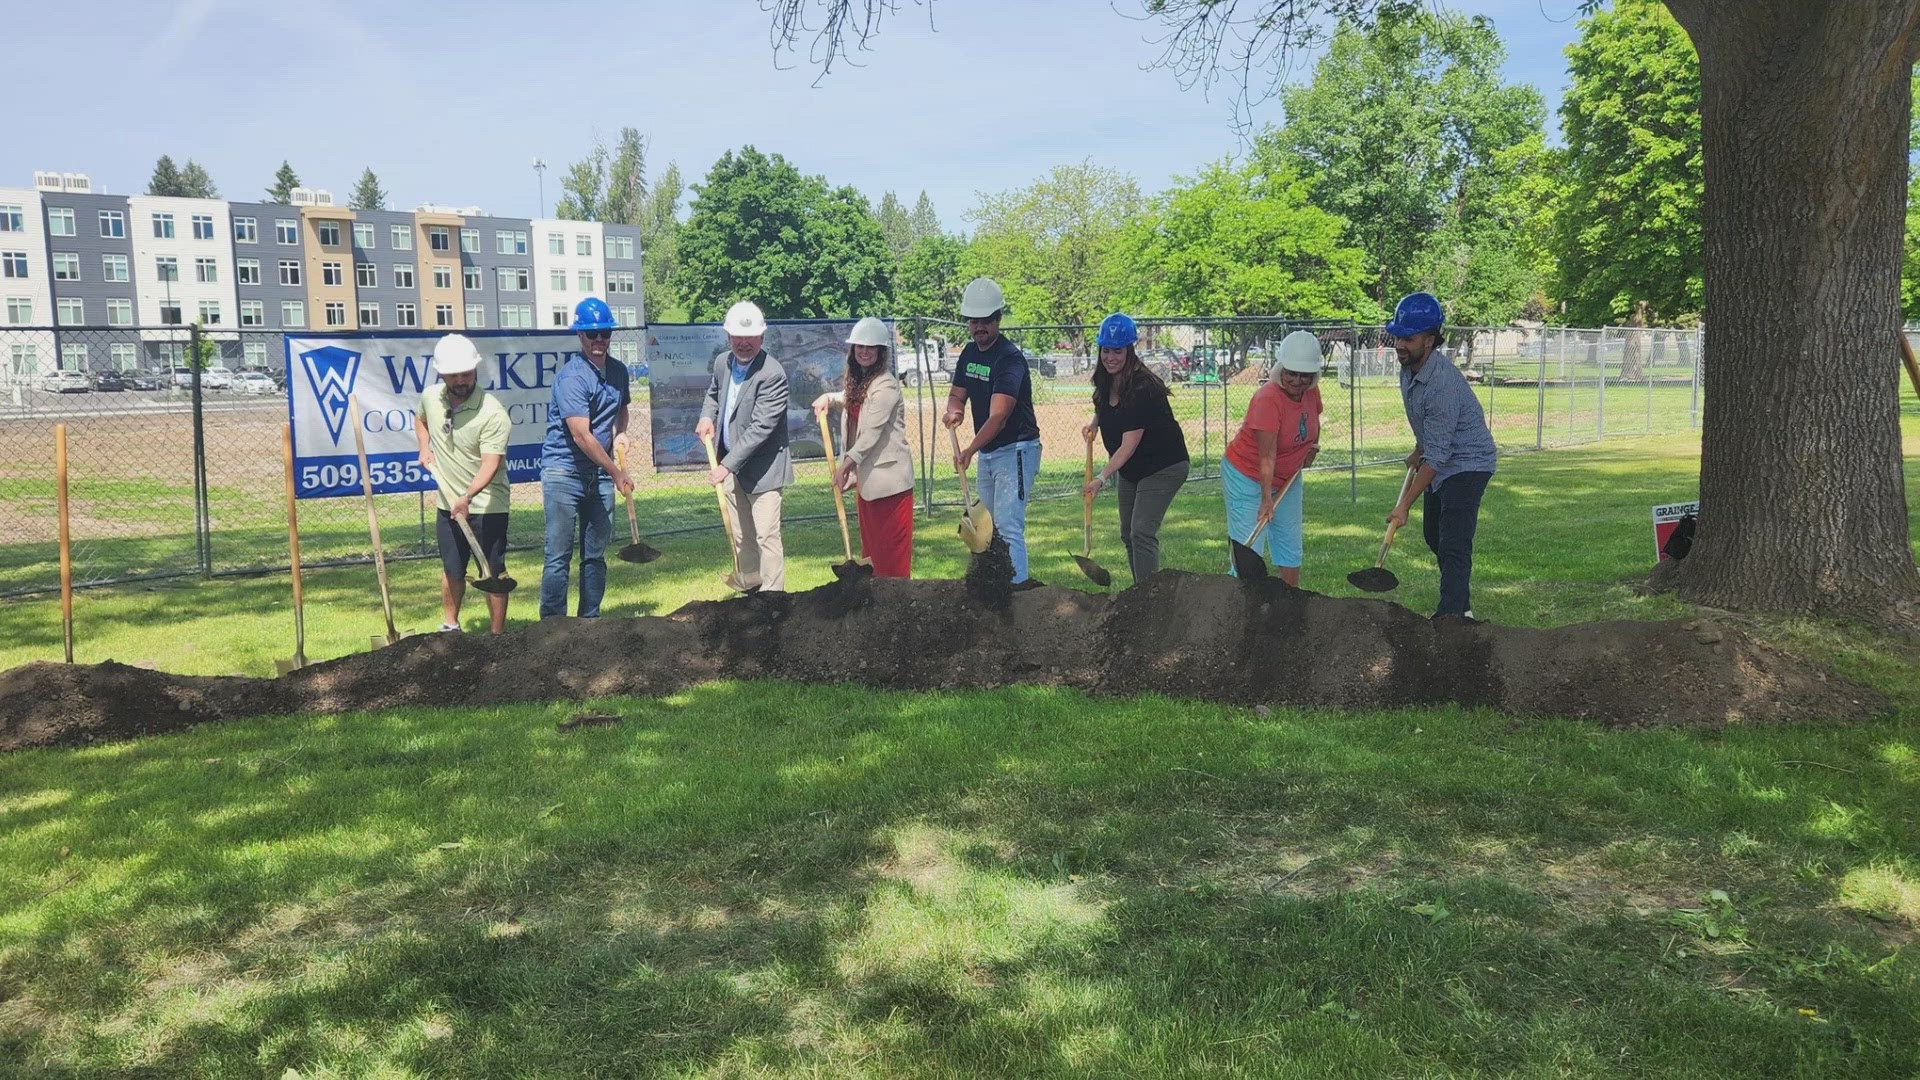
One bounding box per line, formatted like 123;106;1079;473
696;301;793;593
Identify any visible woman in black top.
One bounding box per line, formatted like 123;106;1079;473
1081;314;1190;584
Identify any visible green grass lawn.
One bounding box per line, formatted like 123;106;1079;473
2;426;1918;1077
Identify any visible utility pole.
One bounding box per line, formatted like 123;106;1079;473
532;159;547;218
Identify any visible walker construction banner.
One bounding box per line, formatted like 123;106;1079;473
645;319;883;470
285;330;578;499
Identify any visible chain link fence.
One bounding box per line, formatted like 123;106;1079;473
0;319;1703;597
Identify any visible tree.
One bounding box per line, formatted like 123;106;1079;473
147;156;184;197
674;146;891;320
264;160;300;204
641;161;684;317
178;160;219;199
962;161;1145;343
604;128;647;225
909;191;941;242
349;167;388;211
1258;11;1546;308
895;233;967;319
554;144;607;221
1554;0;1702;326
1411;135;1562;329
876;191;914;260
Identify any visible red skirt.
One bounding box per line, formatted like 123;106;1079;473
855;488;915;578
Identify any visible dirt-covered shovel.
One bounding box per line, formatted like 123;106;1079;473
426;462;516;595
349;394;401;649
615;442;662;564
816;408;873;580
1229;470;1296;580
950;425;994;553
701;432;750;593
1348;466;1418;593
1073;431;1112;587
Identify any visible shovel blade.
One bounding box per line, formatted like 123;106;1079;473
470;574;517;595
958;501;995;553
617;541;663;564
1230;539;1270;581
1347;566;1399;593
1073;555;1112;587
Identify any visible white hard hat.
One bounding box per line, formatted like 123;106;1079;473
959;277;1005;319
1273;330;1324;375
433;333;483;376
723;301;767;336
845;316;891;347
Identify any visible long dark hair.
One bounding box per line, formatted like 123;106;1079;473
843;344;891;412
1091;344;1169;410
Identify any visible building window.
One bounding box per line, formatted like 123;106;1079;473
160;302;182;325
460;228;478;253
100;210;126;238
428;226;450;252
608;270;636;294
496;266;529;292
52;253;80;281
195;257;218;283
462;266;481;290
495;230;527;255
103;254;131;282
550;305;568;328
62;343;88;369
278;260;301;286
356;263;376;288
276;219;298;244
48;208;76;236
243;341;266;366
547;233;564;255
232;216;256;242
58;298;84;325
240;300;263;326
576;234;592;256
577;269;594;292
465;303;485;328
359;302;380;326
0;205;21;232
324;301;346;327
9;342;34;373
396;302;417;327
236;258;259;284
5;298;30;322
322;261;344;287
614;306;638;326
434;303;453;327
353;222;375;249
111;343;138;369
432;264;453;289
155;255;179;282
393;264;415;288
281;300;305;327
152;212;175;238
390;224;412;250
318;221;342;247
1;252;28;278
610;234;634;260
549;268;567;292
199;300;222;325
501;304;533;329
192;214;215;240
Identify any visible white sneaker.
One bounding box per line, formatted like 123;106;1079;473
438;622;461;632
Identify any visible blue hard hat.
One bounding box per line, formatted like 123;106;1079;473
571;297;617;332
1097;312;1138;349
1386;292;1444;338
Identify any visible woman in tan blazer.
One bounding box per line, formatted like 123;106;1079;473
812;317;915;577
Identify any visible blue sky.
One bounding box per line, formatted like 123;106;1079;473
9;0;1591;230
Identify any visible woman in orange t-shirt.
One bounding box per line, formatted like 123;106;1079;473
1222;331;1323;585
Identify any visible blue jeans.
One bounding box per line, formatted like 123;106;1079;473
539;465;614;618
975;439;1041;582
1422;470;1491;616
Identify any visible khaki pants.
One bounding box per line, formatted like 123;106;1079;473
724;478;785;592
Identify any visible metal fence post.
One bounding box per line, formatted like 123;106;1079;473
189;323;212;577
1534;332;1547;451
1596;327;1607;440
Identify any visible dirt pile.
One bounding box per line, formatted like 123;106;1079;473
0;571;1885;753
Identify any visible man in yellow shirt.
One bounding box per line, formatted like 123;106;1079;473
415;334;513;633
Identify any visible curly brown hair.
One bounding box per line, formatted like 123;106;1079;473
843;344;891;413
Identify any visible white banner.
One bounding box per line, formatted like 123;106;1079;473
285;330;580;499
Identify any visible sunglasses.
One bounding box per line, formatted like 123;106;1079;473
580;330;613;341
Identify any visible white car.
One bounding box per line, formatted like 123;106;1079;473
200;367;234;390
234;371;277;394
39;370;91;393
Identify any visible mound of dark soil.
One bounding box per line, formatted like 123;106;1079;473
0;572;1885;754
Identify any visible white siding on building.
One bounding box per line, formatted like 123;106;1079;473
532;218;605;330
128;195;236;342
0;189;54;382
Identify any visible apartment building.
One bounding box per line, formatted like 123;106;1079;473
39;179;146;371
128;194;235;368
0;187;54;379
457;213;537;331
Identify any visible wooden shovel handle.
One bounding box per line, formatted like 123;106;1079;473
1082;431;1096;557
1244;469;1296;549
818;409;858;561
701;432;740;549
349;395;398;643
948;424;973;505
1901;332;1920;399
1376;466;1419;567
617;441;641;545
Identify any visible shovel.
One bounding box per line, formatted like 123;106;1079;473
701;431;750;593
1229;469;1295;579
1072;431;1112;587
425;463;516;595
614;441;662;564
349;394;401;648
950;425;993;553
816;407;873;579
276;423;307;675
1348;466;1419;593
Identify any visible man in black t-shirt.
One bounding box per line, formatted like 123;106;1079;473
944;276;1044;587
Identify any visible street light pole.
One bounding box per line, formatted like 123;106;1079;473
532;159;547;218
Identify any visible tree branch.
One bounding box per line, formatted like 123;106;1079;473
761;0;932;86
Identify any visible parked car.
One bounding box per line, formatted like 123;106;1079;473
40;370;91;393
234;371;277;394
167;366;196;389
90;370;128;392
200;366;234;390
126;370;166;391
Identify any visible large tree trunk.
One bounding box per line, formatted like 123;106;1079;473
1660;0;1920;621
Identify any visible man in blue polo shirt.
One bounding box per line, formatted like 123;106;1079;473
539;297;634;618
1385;292;1498;621
944;276;1044;588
